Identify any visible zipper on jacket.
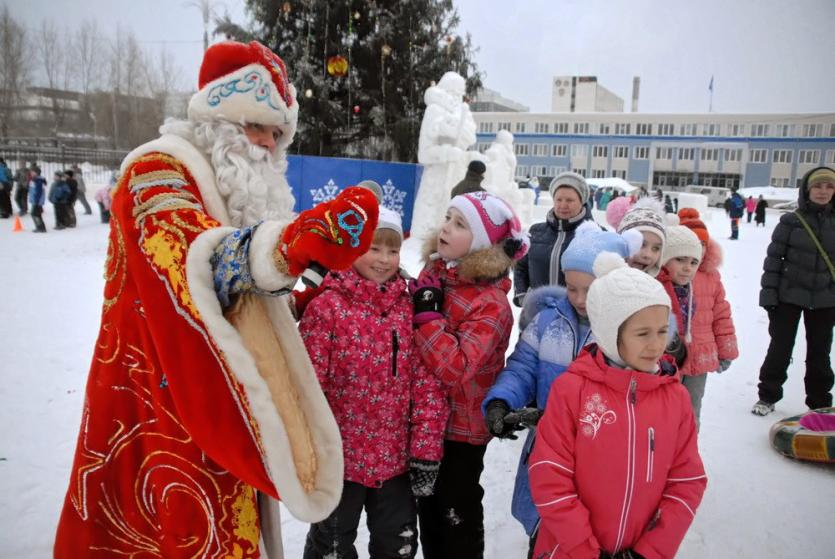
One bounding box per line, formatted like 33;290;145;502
391;330;399;378
615;377;639;553
646;427;655;483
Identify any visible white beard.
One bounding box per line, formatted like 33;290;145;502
159;118;296;228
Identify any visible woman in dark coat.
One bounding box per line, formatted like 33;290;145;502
752;167;835;415
755;195;767;226
513;172;595;306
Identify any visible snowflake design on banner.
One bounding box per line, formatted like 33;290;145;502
310;179;341;203
381;179;407;215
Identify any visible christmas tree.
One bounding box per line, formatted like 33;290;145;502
216;0;482;162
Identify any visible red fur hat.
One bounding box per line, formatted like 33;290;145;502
188;40;298;151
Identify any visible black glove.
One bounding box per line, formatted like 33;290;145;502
409;458;440;497
503;407;544;428
665;332;688;368
485;400;524;439
409;275;444;325
614;550;645;559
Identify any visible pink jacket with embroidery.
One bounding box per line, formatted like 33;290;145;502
299;268;448;488
415;240;515;445
658;239;739;376
529;346;707;559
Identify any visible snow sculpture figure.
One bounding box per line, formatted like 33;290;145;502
411;72;477;240
483;130;532;226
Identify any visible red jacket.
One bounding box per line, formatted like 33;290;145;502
415;240;515;445
658;239;739;376
300;268;448;487
529;347;707;559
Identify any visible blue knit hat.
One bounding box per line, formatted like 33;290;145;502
561;221;642;275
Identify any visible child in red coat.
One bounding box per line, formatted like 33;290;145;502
529;253;706;559
410;191;530;558
299;208;449;559
658;219;739;424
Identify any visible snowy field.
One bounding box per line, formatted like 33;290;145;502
1;202;834;558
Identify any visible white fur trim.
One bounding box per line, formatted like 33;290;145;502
121;134;232;226
187;228;344;522
250;220;296;292
188;63;299;152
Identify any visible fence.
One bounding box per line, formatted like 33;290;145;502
0;138;127;185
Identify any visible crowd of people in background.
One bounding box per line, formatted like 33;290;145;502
0;159;114;231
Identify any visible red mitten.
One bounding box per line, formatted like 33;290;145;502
281;186;379;287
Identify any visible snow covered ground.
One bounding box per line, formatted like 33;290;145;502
1;203;833;558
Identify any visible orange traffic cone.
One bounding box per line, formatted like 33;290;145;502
12;215;23;232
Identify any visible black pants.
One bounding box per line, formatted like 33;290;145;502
747;211;753;223
31;204;46;231
417;440;487;559
14;185;28;214
758;303;835;409
304;473;417;559
97;202;111;223
0;182;11;217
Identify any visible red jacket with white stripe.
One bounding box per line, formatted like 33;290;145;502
529;346;707;559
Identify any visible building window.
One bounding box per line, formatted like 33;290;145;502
634;146;649;159
728;123;745;136
657;123;675;136
612;169;627;179
775;124;793;137
827;149;835;165
531;143;548;156
498;121;511;132
574;122;590;134
534;165;548;176
615;123;631;135
801;124;823;137
552;144;567;157
598;123;611;135
772;149;792;164
549;165;567;176
799;150;820;164
700;148;718;161
476;142;490;153
830;124;835;137
554;122;569;134
592;145;609;158
515;165;529;178
770;177;791;187
515;122;527;133
656;147;673;160
678;148;694;161
614;145;629;159
572;168;587;177
679;123;698;136
636;123;653;135
592;169;606;178
571;144;589;157
750;149;768;163
534;122;549;134
703;123;720;136
478;122;494;133
724;148;742;162
751;124;769;137
514;143;530;156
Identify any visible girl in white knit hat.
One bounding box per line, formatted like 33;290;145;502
528;252;706;559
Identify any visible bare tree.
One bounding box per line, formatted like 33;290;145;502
75;19;100;97
0;6;29;137
37;18;73;134
143;46;182;123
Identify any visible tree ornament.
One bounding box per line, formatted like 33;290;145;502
326;55;349;77
353;105;360;114
304;88;313;98
353;11;361;20
381;44;392;57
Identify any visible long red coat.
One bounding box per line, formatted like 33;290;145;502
529;347;707;559
657;239;739;376
54;135;343;558
299;268;448;488
414;239;515;445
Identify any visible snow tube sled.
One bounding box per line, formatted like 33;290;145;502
769;407;835;464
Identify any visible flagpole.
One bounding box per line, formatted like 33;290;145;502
708;75;714;113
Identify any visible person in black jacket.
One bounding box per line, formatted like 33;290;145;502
64;169;79;227
512;171;595;306
752;166;835;415
754;195;768;227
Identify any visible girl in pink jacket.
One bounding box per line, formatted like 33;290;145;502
299;209;448;559
529;253;706;559
658;219;738;424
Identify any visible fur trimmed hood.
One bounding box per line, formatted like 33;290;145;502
421;229;514;284
699;238;723;273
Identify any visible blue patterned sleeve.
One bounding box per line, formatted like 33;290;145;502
210;223;291;308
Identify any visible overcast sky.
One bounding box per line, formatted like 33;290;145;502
7;0;835;114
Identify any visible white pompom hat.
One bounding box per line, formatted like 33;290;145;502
586;252;671;364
